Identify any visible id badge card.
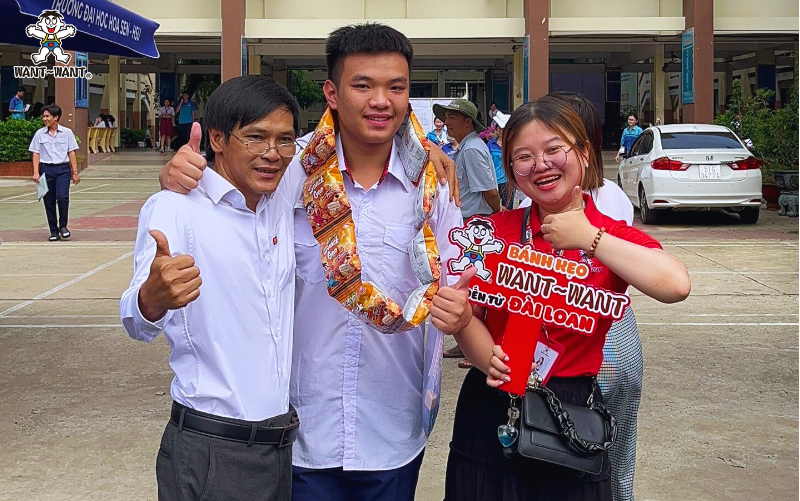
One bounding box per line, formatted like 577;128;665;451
533;337;564;386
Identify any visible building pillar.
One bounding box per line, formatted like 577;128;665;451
54;51;88;170
118;72;127;129
683;0;714;123
273;60;287;87
653;45;666;124
221;0;246;82
512;48;524;110
33;78;46;105
108;56;120;135
723;64;733;109
524;0;549;101
133;73;142;129
714;70;726;114
248;49;262;76
437;70;446;97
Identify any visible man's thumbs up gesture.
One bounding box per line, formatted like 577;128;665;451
138;230;202;322
159;122;206;194
431;267;477;334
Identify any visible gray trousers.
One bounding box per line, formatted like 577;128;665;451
156;408;295;501
597;307;643;501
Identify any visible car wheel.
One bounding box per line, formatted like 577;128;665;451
739;207;760;224
639;186;659;225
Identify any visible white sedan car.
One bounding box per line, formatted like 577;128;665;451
617;124;763;224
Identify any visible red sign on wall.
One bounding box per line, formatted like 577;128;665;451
447;217;629;395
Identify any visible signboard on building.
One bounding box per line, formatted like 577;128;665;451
523;35;529;103
74;51;88;108
681;29;694;104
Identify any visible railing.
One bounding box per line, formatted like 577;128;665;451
87;127;118;154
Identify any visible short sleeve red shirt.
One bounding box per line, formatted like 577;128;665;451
481;194;662;378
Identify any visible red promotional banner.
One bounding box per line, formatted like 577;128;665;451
447;217;629;395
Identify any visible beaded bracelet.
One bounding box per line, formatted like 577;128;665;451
587;227;606;258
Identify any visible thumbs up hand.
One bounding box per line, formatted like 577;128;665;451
540;186;595;252
138;230;202;322
430;267;477;335
159;122;206;194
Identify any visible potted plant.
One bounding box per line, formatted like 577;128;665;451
715;79;799;213
0;116;45;176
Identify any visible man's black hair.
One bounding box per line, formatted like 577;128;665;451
42;104;62;120
468;219;492;231
17;86;26;93
628;113;638;120
203;75;300;162
490;101;497;106
326;23;414;83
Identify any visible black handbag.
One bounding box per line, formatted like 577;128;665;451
509;207;617;475
515;378;616;475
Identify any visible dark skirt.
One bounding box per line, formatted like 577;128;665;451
160;117;174;137
444;368;612;501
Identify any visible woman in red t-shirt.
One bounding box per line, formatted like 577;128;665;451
437;96;691;501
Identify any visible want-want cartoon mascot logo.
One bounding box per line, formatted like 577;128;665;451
26;10;77;65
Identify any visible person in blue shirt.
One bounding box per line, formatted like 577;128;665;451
175;92;198;148
426;116;448;146
487;111;512;208
9;87;26;120
615;113;643;162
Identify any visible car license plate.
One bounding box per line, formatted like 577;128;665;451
699;165;721;179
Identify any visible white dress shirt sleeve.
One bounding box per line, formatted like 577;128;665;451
430;182;464;287
66;129;79;152
120;194;191;342
28;130;41;154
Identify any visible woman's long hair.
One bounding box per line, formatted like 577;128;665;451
501;96;602;198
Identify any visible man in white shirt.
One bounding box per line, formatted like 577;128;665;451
30;104;80;241
158;24;472;501
119;76;304;501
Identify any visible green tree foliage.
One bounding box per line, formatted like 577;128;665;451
290;70;324;109
715;79;799;182
0;117;45;162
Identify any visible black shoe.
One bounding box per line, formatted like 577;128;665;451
49;233;61;242
59;227;71;239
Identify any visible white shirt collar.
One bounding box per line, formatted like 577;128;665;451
334;134;413;193
199;165;272;209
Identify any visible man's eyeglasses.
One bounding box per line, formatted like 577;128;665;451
230;133;300;158
511;145;573;177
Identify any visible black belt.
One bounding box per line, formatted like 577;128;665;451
40;162;69;167
170;402;299;447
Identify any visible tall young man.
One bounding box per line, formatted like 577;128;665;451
120;76;304;501
159;24;472;501
30;104;80;241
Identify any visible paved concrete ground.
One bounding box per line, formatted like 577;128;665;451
0;151;797;501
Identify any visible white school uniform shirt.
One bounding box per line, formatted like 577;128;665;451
291;135;463;471
517;182;633;224
119;165;304;421
28;124;79;164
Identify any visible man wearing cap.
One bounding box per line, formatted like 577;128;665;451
435;99;501;219
434;99;501;367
